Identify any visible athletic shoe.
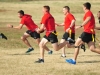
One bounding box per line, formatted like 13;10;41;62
81;44;86;52
65;59;76;65
48;50;53;54
61;55;66;58
35;58;44;63
26;48;34;53
67;37;75;44
1;33;7;40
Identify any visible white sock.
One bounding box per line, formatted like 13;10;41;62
29;47;33;49
62;54;66;56
72;59;76;62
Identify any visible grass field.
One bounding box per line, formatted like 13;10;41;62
0;0;100;75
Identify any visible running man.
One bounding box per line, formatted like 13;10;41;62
66;2;100;65
56;6;76;57
7;10;52;54
35;5;71;63
95;11;100;46
56;6;86;57
97;11;100;24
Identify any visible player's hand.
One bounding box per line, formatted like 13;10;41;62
7;24;13;28
35;28;40;33
66;28;70;32
75;26;81;30
35;28;44;33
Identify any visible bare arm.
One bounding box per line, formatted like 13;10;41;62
13;24;23;29
7;24;23;29
95;26;100;30
81;17;91;27
55;23;64;26
70;20;75;28
36;24;45;33
65;20;75;32
76;17;91;29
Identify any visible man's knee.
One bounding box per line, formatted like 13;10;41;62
54;48;58;51
89;47;95;52
39;42;44;48
21;36;26;41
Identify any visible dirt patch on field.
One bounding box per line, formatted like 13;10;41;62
0;9;10;12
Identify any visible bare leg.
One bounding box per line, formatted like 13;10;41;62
35;38;51;51
60;39;66;56
39;38;48;59
21;33;32;48
88;41;100;54
52;41;69;51
73;38;83;61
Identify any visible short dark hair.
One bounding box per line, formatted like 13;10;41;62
63;6;70;11
83;2;91;10
98;11;100;13
18;10;24;15
43;5;50;12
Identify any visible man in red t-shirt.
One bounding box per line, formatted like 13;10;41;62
66;2;100;64
56;6;85;58
7;10;52;54
35;6;70;63
56;6;75;57
97;11;100;24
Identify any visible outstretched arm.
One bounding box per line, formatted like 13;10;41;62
76;17;91;29
55;23;64;26
95;26;100;30
7;24;23;29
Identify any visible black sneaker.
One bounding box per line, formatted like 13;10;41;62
1;33;7;40
35;58;44;63
48;50;53;54
67;37;75;44
26;48;34;53
81;44;86;52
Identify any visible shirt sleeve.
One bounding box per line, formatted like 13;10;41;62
20;18;25;25
40;15;48;25
86;11;92;17
69;14;75;21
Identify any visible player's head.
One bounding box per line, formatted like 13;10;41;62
43;5;50;13
83;2;91;11
18;10;24;18
97;11;100;24
63;6;70;15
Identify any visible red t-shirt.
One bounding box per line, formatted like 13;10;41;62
41;12;55;36
83;10;95;34
64;13;75;33
20;14;38;32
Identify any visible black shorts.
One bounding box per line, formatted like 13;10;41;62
62;32;75;41
79;32;95;43
44;32;58;44
26;30;40;39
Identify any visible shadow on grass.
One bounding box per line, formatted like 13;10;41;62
78;60;100;63
7;53;37;56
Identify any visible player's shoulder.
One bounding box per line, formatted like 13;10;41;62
86;10;93;15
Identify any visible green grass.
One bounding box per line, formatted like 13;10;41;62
0;0;100;75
